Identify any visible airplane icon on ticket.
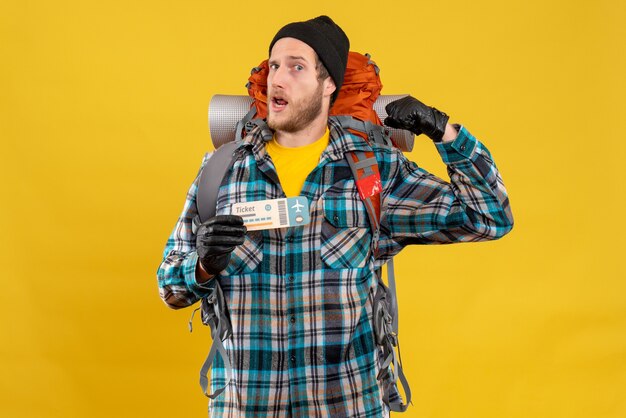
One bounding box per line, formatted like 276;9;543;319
291;199;304;213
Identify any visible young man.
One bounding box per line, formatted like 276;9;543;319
157;15;513;417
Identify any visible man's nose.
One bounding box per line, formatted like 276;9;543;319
269;65;287;88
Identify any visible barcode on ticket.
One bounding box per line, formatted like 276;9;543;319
278;200;287;225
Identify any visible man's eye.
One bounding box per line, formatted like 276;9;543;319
295;65;304;71
269;64;278;70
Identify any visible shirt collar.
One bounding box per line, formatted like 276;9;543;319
236;117;373;163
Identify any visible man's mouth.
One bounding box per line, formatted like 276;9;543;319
270;95;288;111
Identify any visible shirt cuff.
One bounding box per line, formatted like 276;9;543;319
435;125;478;164
183;251;215;297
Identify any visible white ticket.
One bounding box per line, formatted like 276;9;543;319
231;196;311;231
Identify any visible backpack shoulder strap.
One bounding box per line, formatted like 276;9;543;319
384;258;412;412
198;285;233;399
345;148;412;412
192;141;239;233
189;141;238;398
333;115;393;148
345;149;382;253
188;284;234;400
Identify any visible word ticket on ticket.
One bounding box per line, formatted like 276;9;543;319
231;196;311;231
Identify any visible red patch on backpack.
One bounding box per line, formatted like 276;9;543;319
356;173;382;200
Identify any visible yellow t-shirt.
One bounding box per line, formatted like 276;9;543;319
265;129;330;197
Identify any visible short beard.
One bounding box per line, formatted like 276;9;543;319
267;82;324;133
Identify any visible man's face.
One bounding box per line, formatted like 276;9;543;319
267;37;335;134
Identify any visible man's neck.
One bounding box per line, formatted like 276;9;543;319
274;114;329;148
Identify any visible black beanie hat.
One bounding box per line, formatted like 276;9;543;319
269;16;350;102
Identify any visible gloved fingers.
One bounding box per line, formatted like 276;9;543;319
384;96;418;130
198;234;246;247
197;224;247;241
384;115;423;136
195;216;246;275
203;215;244;227
383;116;403;129
385;95;417;116
201;244;239;256
197;215;246;240
201;223;247;236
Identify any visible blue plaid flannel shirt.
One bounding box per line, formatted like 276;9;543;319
157;118;513;417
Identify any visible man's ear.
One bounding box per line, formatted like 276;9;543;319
323;77;336;99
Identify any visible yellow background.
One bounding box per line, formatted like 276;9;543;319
1;0;625;417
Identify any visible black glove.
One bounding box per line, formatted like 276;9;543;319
196;215;246;275
384;95;449;142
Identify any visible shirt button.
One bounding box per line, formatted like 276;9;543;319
290;355;296;363
290;316;296;324
460;144;466;151
285;236;293;243
333;215;339;222
288;276;294;283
